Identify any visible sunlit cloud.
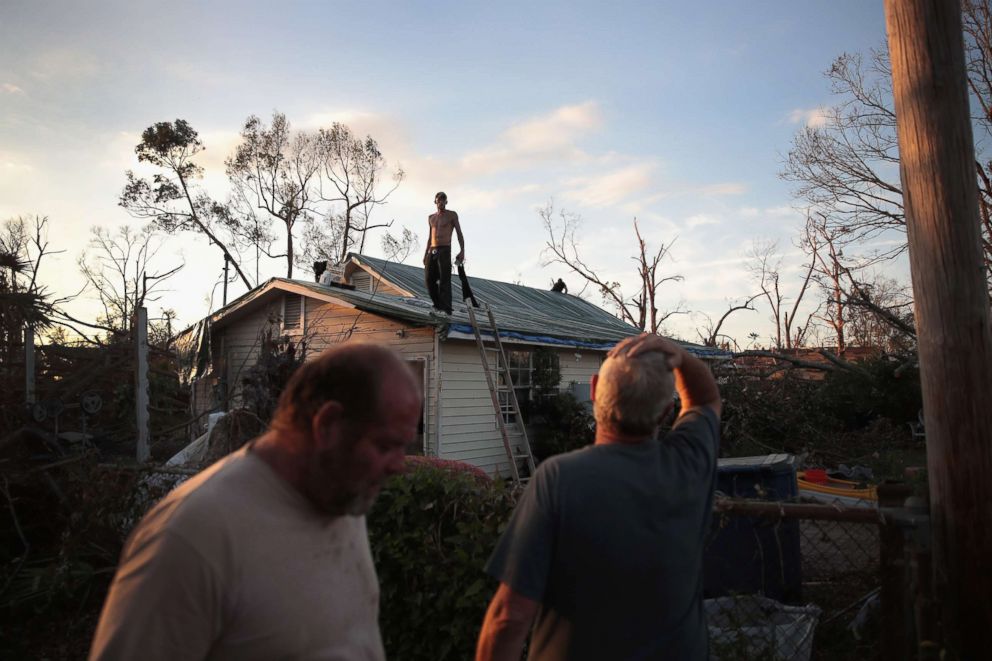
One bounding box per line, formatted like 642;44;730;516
456;184;543;211
562;162;656;207
685;213;721;229
302;109;412;153
2;83;24;95
459;101;602;174
787;106;830;128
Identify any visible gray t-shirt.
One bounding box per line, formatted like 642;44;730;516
485;407;719;661
90;447;385;661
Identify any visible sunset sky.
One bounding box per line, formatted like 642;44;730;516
0;0;897;345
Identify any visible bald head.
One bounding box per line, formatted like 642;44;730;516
593;350;675;438
270;342;420;440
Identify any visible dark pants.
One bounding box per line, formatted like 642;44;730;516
425;246;452;313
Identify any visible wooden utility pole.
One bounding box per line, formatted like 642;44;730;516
884;0;992;655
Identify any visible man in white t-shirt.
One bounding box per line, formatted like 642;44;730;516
90;342;423;661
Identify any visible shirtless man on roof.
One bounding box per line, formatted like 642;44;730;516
423;191;465;315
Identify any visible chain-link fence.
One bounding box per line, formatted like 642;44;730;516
705;498;884;660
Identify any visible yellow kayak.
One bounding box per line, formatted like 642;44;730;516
797;469;877;504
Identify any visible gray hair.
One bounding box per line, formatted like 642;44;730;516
594;351;675;436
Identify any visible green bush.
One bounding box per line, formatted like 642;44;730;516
368;456;516;660
530;391;595;461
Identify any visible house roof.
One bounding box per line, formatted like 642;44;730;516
200;253;731;356
346;254;641;346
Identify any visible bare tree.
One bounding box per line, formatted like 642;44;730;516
802;215;848;353
784;14;992;290
844;276;914;353
746;239;816;350
317;123;404;263
77;226;182;338
782;50;904;259
695;294;761;348
120;119;252;290
226;112;324;278
540;203;685;333
380;226;419;263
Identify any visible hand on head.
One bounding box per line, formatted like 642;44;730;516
608;333;684;370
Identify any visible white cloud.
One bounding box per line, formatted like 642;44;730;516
454;184;543;211
502;101;602;152
302;109;411;152
787;107;830;128
459;101;602;174
562;162;656;207
684;213;720;229
2;83;24;95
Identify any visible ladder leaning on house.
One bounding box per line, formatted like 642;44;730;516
466;304;536;486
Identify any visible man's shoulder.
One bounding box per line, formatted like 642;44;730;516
670;406;720;440
140;451;259;539
534;445;597;479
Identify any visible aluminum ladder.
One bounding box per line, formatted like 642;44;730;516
466;304;536;485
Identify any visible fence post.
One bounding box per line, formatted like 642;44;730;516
878;484;914;661
24;324;35;405
135;306;150;462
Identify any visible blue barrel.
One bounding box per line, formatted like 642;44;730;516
704;454;803;603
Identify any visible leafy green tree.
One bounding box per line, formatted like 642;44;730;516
121;120;252;290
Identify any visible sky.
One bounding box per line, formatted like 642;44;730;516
0;0;900;346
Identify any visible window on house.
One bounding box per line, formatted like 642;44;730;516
491;349;560;426
283;294;302;330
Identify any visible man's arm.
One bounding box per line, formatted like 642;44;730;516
611;334;721;417
453;212;465;262
475;583;539;661
424;216;433;265
90;528;220;660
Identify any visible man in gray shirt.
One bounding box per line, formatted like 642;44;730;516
91;343;423;660
476;334;721;661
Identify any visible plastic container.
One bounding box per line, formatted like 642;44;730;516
704;454;803;603
802;468;828;484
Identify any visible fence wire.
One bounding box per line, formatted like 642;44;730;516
705;498;882;660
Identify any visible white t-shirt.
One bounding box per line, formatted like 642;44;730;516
90;447;385;661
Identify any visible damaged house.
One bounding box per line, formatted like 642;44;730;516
178;253;727;476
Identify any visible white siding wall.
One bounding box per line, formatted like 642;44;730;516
558;350;605;395
438;341;515;475
215;295;438;453
303;299;438;455
220;303;283;408
437;341;608;476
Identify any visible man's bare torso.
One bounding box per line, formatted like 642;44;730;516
429;210;459;247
